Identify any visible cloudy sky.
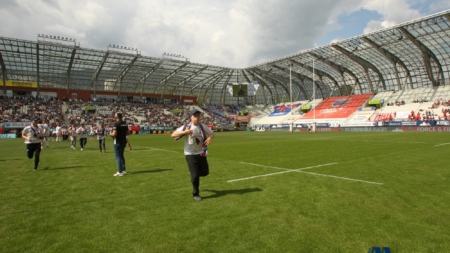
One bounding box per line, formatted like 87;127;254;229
0;0;449;68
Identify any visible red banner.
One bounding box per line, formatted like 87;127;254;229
302;94;372;119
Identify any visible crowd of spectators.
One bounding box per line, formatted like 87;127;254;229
0;98;64;126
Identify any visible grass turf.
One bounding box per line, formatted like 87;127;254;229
1;131;449;252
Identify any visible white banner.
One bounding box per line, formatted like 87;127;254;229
98;110;114;115
4;122;30;128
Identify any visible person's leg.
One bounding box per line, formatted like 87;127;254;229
185;155;201;197
98;139;102;151
114;144;126;174
102;139;106;152
198;156;209;177
119;144;126;172
26;143;35;159
34;144;41;171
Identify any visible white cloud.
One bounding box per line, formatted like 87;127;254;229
0;0;448;68
361;0;423;33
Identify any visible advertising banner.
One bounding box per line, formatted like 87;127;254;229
269;103;301;117
0;134;16;138
1;80;38;88
4;122;30;128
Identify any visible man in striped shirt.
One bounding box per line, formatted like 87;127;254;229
22;116;44;172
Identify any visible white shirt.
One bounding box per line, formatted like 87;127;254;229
38;123;50;136
76;126;88;138
176;123;213;155
23;125;42;144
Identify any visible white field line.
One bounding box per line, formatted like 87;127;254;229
435;143;450;146
139;148;383;185
228;162;383;185
147;147;180;153
298;171;383;185
228;162;337;182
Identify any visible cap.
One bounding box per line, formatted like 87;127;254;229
190;109;201;115
30;116;40;121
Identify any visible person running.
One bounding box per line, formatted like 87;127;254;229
96;122;106;152
68;123;77;149
110;113;129;176
55;124;62;142
61;126;69;141
76;123;88;151
171;109;215;201
89;125;95;141
38;118;51;148
22;116;44;172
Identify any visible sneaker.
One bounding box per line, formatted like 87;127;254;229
81;148;83;151
193;196;202;201
113;172;124;177
34;169;37;172
122;170;127;174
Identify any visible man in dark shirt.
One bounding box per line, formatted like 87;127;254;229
110;112;129;176
236;85;246;97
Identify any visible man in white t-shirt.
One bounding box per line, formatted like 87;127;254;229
76;123;88;151
55;124;62;142
68;123;77;149
38;118;51;148
22;116;44;171
171;109;214;201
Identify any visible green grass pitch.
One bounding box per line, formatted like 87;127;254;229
1;131;449;252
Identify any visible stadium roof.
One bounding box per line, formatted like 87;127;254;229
1;10;449;105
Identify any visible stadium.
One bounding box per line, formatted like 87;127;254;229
1;8;450;253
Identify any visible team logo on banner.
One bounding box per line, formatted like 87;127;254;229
332;98;351;107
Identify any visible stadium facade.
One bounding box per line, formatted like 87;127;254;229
0;10;449;105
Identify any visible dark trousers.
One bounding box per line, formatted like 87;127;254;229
185;155;209;197
98;139;105;151
114;143;126;173
26;143;41;170
80;138;87;148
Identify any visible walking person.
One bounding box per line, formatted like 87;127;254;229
110;112;129;176
89;125;95;141
171;109;215;201
69;123;77;149
96;122;106;152
76;123;88;151
61;126;69;141
22;116;44;172
38;118;51;148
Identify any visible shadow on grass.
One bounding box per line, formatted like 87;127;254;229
43;165;84;170
0;158;22;161
128;168;172;175
202;188;263;199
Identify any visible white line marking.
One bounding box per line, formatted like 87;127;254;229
228;162;383;185
228;162;337;182
147;147;180;153
435;143;450;147
239;162;338;172
298;171;383;185
228;170;294;182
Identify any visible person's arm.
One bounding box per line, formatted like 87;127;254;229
171;128;192;138
204;127;214;145
110;130;116;137
22;129;31;142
